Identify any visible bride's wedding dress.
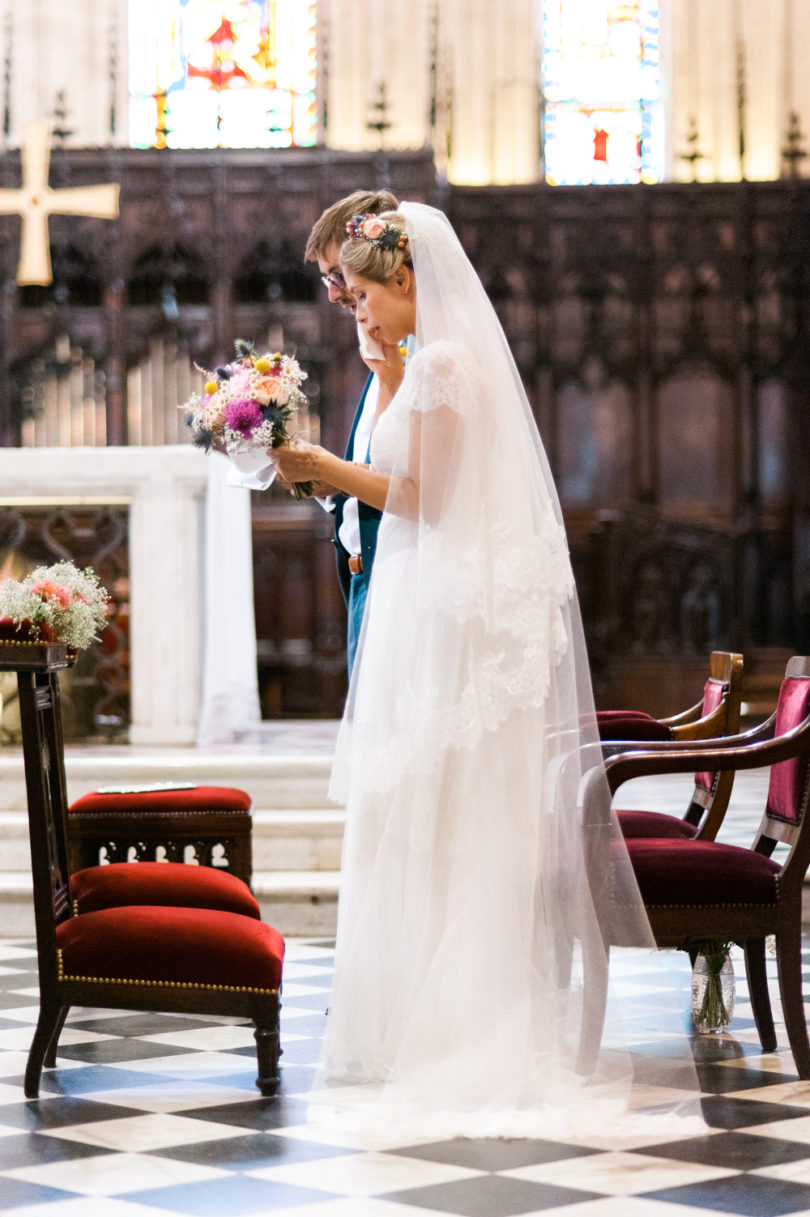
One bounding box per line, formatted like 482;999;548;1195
309;204;701;1139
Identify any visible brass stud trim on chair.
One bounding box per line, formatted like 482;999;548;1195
57;949;279;995
0;640;43;647
73;810;251;818
643;901;779;911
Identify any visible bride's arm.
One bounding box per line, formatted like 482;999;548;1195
273;347;404;508
386;404;460;523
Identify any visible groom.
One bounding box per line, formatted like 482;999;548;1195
287;189;400;671
229;189;399;672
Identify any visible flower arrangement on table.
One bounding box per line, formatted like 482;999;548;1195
183;339;315;500
0;562;110;651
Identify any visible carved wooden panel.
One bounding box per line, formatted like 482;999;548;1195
0;146;807;718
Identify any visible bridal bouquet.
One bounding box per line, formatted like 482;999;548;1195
0;561;110;650
184;339;315;500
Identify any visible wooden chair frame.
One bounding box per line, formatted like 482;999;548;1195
588;657;810;1077
1;645;281;1099
603;651;745;841
661;651;745;740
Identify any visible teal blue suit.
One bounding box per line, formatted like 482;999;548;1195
334;375;382;671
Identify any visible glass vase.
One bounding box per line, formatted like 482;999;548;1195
691;950;735;1034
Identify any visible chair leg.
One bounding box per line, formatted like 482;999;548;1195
744;938;777;1054
253;1005;281;1096
577;938;610;1076
44;1005;70;1069
25;999;66;1098
775;924;810;1080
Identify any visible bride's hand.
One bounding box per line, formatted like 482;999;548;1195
363;342;405;399
271;439;321;482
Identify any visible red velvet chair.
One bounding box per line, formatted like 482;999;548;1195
1;643;284;1099
597;650;744;744
589;656;810;1077
606;651;745;841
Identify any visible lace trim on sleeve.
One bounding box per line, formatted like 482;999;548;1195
406;341;476;416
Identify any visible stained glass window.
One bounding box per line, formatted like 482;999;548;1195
541;1;662;185
129;0;317;150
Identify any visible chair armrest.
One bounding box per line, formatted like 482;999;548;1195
600;710;777;760
670;701;728;739
604;711;810;796
660;698;704;728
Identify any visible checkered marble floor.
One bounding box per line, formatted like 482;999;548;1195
4;938;810;1216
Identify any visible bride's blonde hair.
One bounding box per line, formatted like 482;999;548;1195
340;211;412;284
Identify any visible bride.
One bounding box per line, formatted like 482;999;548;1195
272;202;701;1138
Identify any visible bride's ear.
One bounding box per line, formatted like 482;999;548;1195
393;267;414;296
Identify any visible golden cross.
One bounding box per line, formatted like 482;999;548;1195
0;122;120;286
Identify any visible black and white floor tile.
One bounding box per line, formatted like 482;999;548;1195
3;938;810;1215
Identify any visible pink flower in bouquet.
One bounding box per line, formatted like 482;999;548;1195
225;398;263;436
30;581;71;610
252;373;290;406
363;217;385;239
228;367;252;395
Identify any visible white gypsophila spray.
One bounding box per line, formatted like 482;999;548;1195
0;562;110;649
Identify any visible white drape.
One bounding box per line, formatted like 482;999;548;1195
197;452;261;746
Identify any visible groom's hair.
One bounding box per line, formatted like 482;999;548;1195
304;189;400;263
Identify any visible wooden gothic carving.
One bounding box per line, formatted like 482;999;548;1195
0;146;807;721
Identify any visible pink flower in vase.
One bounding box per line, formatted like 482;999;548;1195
30;581;71;609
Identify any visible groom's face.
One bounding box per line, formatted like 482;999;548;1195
318;241;356;312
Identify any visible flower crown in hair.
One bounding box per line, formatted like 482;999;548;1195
345;213;408;251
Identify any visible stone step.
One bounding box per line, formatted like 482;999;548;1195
253;871;339;938
0;749;335;813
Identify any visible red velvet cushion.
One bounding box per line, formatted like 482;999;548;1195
597;712;673;742
69;786;252;814
617;809;697;839
766;678;810;825
694;679;727;794
626;839;780;907
71;863;260;919
57;906;284;990
701;679;725;717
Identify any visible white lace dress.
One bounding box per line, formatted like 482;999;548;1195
311;339;701;1140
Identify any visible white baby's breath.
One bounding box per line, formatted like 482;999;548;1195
0;562;110;649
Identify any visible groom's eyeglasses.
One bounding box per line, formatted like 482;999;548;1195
320;270;347;291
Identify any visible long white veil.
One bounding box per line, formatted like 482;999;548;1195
315;203;702;1139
